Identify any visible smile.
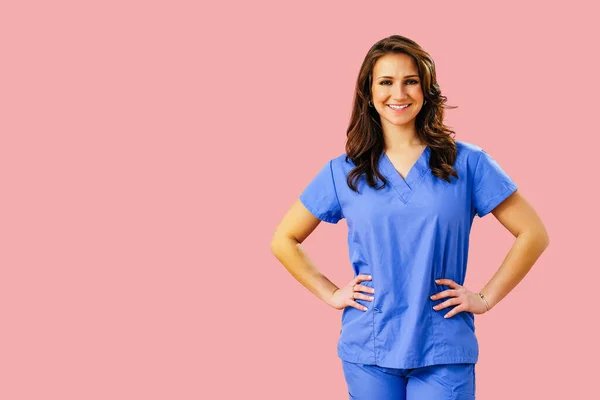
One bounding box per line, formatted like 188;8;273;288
387;104;411;112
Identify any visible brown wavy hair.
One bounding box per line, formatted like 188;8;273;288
345;35;459;192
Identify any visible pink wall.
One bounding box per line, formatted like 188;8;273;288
1;1;597;399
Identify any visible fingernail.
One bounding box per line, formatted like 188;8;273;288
444;314;449;318
368;276;372;279
430;295;435;299
435;279;440;283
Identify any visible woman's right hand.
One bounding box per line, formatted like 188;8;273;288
327;274;375;311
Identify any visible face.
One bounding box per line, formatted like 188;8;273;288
370;53;424;129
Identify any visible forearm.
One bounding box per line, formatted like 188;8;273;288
271;236;339;304
480;230;549;310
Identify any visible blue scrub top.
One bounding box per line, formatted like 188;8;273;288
299;140;518;369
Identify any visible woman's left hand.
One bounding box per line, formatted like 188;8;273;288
430;278;489;318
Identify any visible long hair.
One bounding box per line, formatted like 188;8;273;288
345;35;459;192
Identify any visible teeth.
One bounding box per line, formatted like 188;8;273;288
389;104;409;110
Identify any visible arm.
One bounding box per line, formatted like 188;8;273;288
270;199;340;304
479;189;550;310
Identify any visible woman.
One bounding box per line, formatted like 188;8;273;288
270;35;549;399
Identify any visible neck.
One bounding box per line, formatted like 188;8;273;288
380;119;424;151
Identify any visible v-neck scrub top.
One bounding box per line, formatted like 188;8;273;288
299;140;518;369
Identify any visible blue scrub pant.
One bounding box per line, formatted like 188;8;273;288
341;360;476;399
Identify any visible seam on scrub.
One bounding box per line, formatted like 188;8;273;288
338;353;478;369
450;364;476;398
471;149;484;210
429;264;439;364
478;183;518;217
328;159;344;219
372;280;377;364
403;166;429;203
389;180;404;199
363;356;479;370
473;365;476;397
298;195;339;224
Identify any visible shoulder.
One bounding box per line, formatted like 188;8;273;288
331;152;352;164
305;153;353;184
455;139;483;156
454;140;485;167
329;153;356;172
455;139;481;152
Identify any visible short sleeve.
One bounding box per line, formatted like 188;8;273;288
299;160;344;224
472;149;518;218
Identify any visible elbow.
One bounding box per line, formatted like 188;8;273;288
270;238;281;255
539;224;550;249
270;236;281;255
519;228;550;251
270;234;294;256
542;233;550;250
536;228;550;251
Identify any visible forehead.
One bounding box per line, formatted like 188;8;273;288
373;53;418;76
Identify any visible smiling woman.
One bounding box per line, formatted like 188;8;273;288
270;34;549;400
372;62;423;127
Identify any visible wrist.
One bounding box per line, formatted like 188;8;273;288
478;292;491;312
324;287;339;306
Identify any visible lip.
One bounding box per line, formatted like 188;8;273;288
387;104;412;112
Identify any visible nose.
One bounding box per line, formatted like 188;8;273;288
391;82;409;100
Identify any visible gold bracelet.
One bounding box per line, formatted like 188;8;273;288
478;292;490;311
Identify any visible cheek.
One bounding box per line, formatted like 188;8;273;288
373;91;385;100
410;87;423;98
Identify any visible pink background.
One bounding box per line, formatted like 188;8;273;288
1;1;598;399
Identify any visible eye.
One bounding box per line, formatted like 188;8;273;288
379;79;420;85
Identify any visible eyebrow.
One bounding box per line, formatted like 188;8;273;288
376;75;419;80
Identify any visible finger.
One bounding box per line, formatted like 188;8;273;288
435;278;460;289
356;274;372;283
354;284;375;294
444;304;465;319
347;299;369;311
433;297;460;311
430;289;458;300
352;292;374;302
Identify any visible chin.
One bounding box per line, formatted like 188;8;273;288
387;119;415;127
